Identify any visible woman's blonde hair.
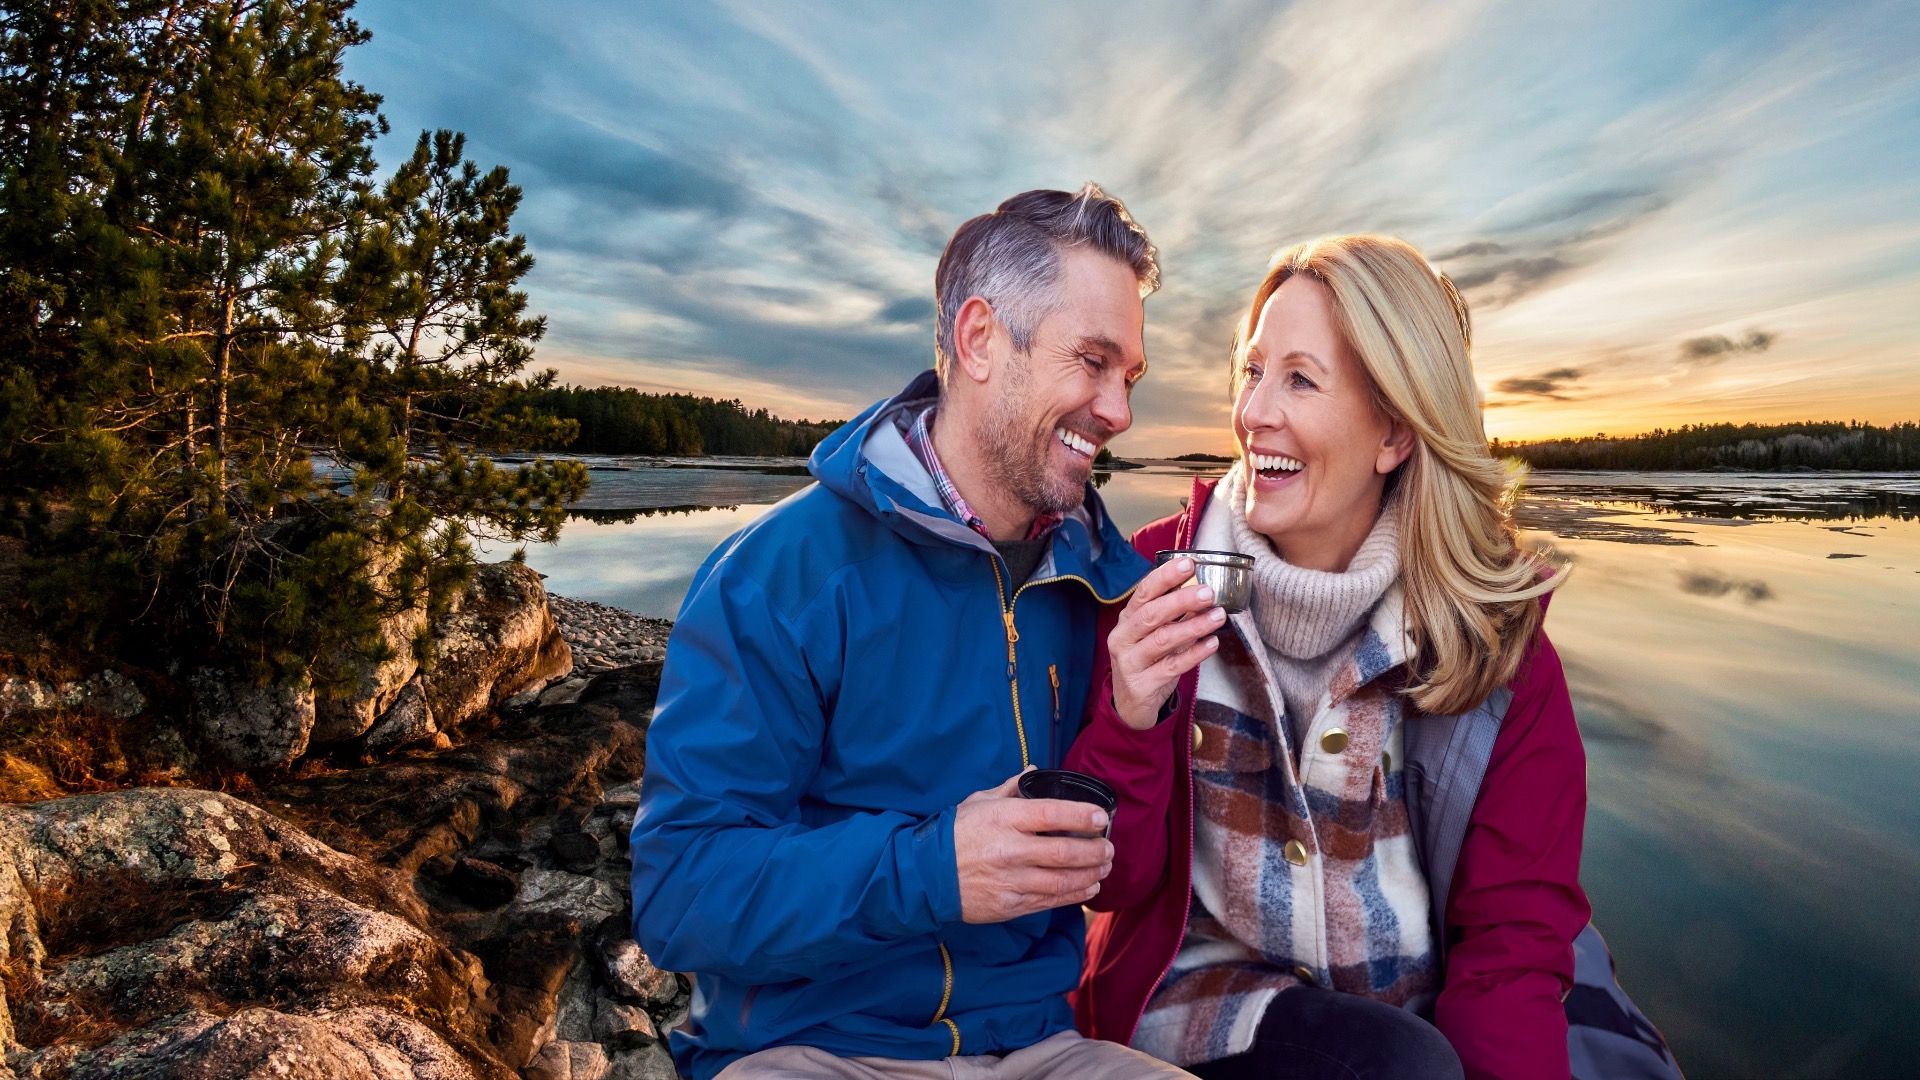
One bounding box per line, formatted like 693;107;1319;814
1231;234;1564;715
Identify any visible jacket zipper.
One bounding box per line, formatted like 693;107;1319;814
995;568;1142;771
988;557;1032;770
1049;664;1061;724
929;941;959;1054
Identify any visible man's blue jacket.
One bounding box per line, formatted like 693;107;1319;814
629;371;1151;1078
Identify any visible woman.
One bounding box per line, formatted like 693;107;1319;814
1066;235;1589;1080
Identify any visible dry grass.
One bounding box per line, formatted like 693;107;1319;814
0;707;199;804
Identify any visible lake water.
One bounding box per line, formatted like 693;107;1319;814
488;459;1920;1079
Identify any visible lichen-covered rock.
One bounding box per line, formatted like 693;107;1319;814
1;658;685;1080
0;789;503;1077
14;1005;485;1079
0;669;147;722
41;879;442;1026
511;868;624;928
0;788;396;907
595;934;680;1009
312;604;430;746
524;1039;611;1080
591;1000;656;1050
421;562;572;735
309;542;434;746
365;674;438;753
189;670;316;769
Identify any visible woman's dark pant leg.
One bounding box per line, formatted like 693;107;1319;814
1186;988;1464;1080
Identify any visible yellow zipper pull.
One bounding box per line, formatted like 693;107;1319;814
1002;607;1019;644
1049;664;1060;720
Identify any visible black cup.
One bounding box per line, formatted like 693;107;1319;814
1018;768;1117;838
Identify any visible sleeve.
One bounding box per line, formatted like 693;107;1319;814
1063;533;1182;912
628;551;962;983
1432;628;1592;1080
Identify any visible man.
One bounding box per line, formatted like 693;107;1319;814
630;185;1192;1080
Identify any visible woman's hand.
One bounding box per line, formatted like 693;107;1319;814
1109;556;1226;730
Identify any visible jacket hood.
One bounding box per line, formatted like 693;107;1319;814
809;369;1148;600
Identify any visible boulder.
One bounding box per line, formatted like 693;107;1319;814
364;674;438;753
41;878;443;1025
0;669;146;722
0;788;503;1076
594;933;680;1009
312;610;429;746
310;542;432;746
606;1043;678;1080
524;1040;610;1080
189;669;316;769
14;1006;485;1080
534;676;591;708
510;868;624;929
591;1001;656;1051
421;562;573;735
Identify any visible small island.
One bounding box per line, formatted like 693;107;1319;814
1495;420;1919;471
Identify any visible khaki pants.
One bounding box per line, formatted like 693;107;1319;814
716;1029;1196;1079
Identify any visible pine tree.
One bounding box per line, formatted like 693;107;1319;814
1;1;585;698
335;128;586;558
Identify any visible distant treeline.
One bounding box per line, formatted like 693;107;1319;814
517;385;845;456
1495;421;1920;471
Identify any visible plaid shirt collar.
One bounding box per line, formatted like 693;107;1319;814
903;405;1062;543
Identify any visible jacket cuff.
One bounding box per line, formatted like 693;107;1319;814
910;804;965;926
1087;668;1182;750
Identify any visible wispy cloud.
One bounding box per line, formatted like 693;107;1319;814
1678;329;1778;366
1495;366;1589;400
347;0;1920;453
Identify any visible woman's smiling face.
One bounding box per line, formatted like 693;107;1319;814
1232;274;1413;571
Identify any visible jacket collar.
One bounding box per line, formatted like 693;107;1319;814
810;370;1148;600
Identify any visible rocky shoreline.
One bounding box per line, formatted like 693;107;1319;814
544;596;672;679
2;585;689;1080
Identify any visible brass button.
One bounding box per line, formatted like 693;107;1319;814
1283;839;1309;866
1292;965;1316;985
1191;723;1204;753
1319;728;1348;754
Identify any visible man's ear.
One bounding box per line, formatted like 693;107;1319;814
952;296;997;384
1376;416;1416;475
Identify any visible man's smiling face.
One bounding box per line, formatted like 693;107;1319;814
981;245;1148;518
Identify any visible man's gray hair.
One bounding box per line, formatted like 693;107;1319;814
933;183;1159;384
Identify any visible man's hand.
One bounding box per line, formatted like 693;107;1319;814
953;770;1113;924
1109;556;1223;730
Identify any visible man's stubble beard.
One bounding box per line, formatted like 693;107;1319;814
975;351;1086;519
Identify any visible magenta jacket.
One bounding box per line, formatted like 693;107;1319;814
1067;477;1591;1080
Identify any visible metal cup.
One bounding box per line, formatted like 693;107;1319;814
1154;548;1253;614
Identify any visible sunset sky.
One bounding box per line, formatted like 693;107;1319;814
346;0;1920;457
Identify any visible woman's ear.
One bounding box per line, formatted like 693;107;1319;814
952;296;998;384
1377;417;1416;475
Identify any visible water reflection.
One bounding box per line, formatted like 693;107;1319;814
1522;471;1920;522
566;505;732;523
1525;501;1920;1077
1675;569;1773;602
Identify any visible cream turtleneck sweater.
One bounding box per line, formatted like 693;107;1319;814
1219;464;1402;750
